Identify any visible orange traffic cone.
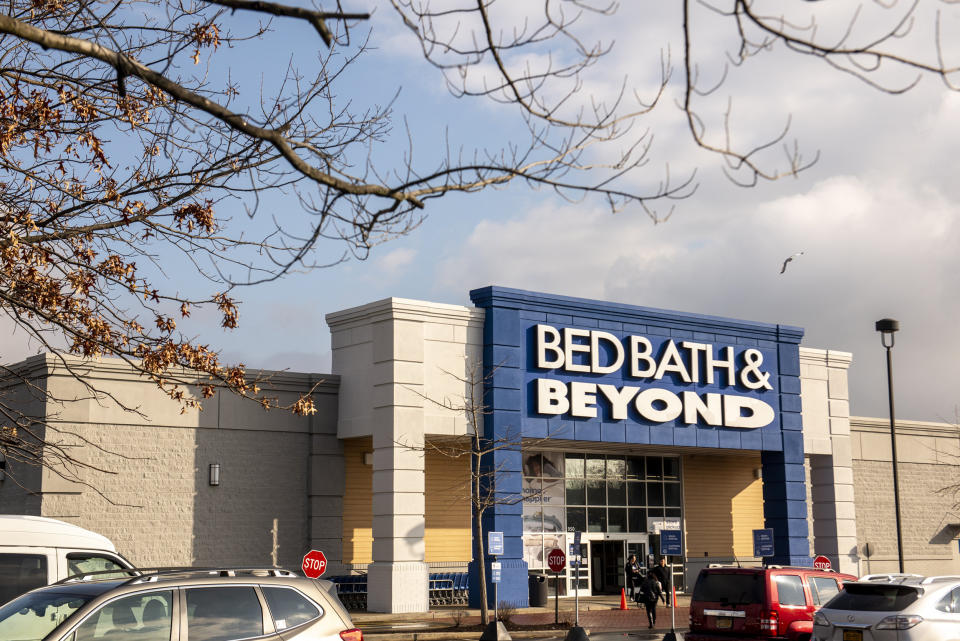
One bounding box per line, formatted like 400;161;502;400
620;587;628;610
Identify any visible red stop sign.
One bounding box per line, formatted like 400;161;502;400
547;548;566;572
813;555;832;570
302;550;327;578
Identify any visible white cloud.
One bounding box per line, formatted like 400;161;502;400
176;2;960;428
436;172;960;423
377;247;418;273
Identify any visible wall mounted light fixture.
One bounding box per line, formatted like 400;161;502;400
209;463;221;486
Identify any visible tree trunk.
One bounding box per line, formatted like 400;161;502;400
475;471;489;625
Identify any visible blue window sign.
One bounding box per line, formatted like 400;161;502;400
753;528;775;557
488;531;504;556
660;530;683;556
570;531;582;567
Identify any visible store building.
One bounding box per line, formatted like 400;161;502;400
1;286;958;614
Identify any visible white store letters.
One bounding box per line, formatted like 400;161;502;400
533;324;776;429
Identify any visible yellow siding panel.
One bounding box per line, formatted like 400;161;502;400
425;450;471;563
342;437;373;565
683;454;765;559
341;439;470;565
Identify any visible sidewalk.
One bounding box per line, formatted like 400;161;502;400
355;593;691;639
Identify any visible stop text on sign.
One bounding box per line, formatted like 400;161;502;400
533;324;776;429
304;557;326;572
547;548;566;572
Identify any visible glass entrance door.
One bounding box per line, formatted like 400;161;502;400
578;536;650;594
627;541;647;565
590;540;625;594
568;540;590;596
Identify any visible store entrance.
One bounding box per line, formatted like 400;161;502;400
590;541;625;594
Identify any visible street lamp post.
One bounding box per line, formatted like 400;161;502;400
875;318;904;574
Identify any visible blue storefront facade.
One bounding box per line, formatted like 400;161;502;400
467;287;811;607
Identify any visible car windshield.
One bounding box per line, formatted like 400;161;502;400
823;583;921;612
693;572;764;605
0;587;103;641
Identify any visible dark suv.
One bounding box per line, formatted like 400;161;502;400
687;565;857;641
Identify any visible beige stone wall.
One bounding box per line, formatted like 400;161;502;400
327;298;484;612
0;356;51;514
326;298;484;440
40;422;310;568
2;354;336;572
0;466;42;515
852;417;960;575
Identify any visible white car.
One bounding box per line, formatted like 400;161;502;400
0;516;134;605
812;573;960;641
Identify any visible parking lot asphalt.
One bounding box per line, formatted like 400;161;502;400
356;593;691;640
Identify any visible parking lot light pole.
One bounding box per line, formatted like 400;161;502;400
876;318;904;574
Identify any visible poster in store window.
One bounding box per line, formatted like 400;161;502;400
524;451;563;477
541;452;563;478
542;506;565;533
523;453;544;477
523;534;544;569
542;477;564;505
523;504;544;533
543;533;565;564
522;477;542;504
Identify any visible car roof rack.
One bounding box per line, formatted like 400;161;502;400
859;573;925;583
56;567;144;584
921;575;960;584
764;565;836;572
57;567;299;585
125;567;299;585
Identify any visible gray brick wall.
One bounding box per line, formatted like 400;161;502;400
40;422;311;569
0;356;340;575
854;459;960;574
0;468;42;514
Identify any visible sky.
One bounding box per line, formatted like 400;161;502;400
5;1;959;424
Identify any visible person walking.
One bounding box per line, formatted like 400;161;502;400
638;570;663;629
652;557;672;607
626;554;642;603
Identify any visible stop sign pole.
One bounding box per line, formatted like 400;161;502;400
547;548;566;625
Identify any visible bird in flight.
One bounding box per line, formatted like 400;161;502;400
780;252;804;274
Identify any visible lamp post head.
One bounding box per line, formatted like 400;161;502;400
876;318;899;348
875;318;900;334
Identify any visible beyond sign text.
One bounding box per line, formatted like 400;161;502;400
533;324;776;429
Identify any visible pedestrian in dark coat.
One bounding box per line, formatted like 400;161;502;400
651;557;671;606
626;554;642;601
638;571;663;629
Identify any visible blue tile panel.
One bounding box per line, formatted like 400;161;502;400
762;451;812;566
467;286;812;588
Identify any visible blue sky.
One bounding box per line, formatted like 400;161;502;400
6;2;959;423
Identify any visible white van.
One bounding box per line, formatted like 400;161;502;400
0;515;134;604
